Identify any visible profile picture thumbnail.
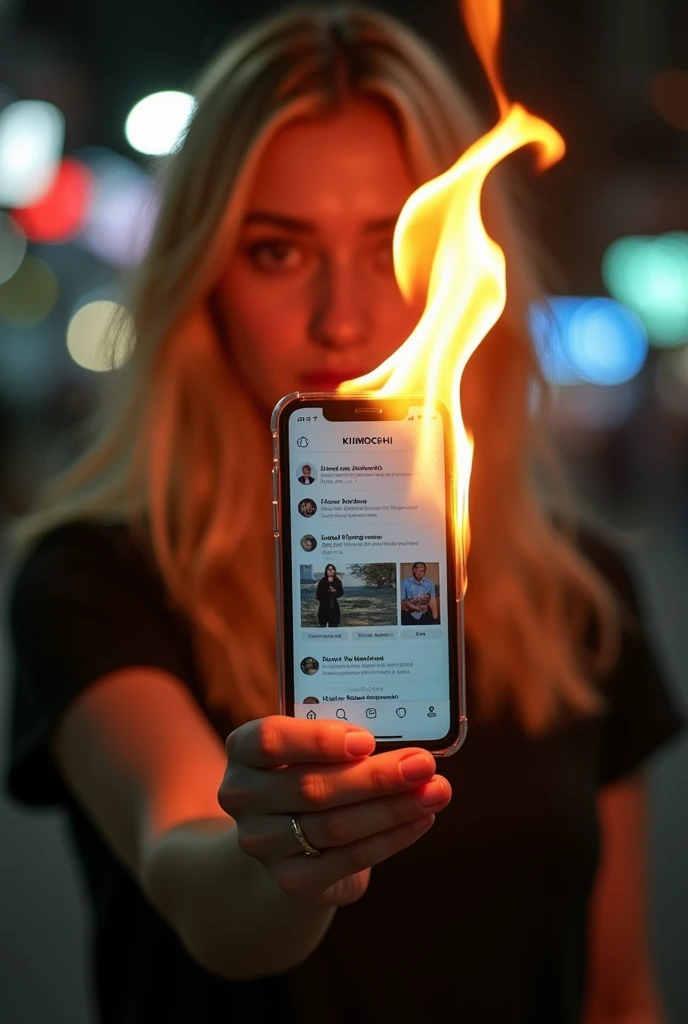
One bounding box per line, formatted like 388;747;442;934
300;656;320;676
400;561;441;626
300;534;318;552
297;463;316;485
298;498;317;518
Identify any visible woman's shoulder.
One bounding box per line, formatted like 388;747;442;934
7;517;171;638
572;523;646;613
11;519;148;589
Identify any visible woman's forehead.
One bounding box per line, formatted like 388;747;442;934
244;100;414;228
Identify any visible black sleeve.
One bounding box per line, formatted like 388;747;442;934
581;533;685;787
315;578;326;601
3;522;197;809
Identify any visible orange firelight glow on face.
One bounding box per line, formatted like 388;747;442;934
339;0;565;595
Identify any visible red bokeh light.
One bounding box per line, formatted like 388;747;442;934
13;158;93;243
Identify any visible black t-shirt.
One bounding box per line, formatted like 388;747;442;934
3;521;684;1024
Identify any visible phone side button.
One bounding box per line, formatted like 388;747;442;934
271;465;280;501
272;500;280;535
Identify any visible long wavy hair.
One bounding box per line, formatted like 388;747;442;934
11;4;620;733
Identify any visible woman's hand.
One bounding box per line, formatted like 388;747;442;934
218;715;451;907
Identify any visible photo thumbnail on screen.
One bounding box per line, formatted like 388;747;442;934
300;562;397;628
400;561;441;625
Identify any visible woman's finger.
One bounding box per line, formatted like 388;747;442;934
237;776;451;860
272;815;437;899
227;714;375;768
223;747;436;816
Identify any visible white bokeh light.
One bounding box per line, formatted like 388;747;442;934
124;91;196;156
66;300;131;372
0;100;65;206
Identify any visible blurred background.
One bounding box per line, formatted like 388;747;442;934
0;0;686;1020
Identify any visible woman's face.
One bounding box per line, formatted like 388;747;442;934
217;99;423;410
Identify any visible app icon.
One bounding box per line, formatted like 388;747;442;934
306;710;316;720
396;707;407;718
336;708;348;720
296;436;309;447
366;708;377;718
427;706;437;718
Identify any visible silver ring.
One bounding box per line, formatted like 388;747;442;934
291;815;322;856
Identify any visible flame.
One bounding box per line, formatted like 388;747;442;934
339;0;564;595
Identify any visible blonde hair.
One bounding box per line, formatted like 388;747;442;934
12;3;620;733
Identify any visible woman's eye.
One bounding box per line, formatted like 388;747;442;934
246;239;306;272
370;238;395;273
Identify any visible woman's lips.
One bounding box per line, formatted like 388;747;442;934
299;371;367;391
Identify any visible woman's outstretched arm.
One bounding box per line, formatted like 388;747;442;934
49;667;336;980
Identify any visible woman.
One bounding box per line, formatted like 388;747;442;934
3;6;682;1023
316;563;344;628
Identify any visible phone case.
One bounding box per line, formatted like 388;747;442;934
271;391;467;757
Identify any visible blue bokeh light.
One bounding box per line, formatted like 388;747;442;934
529;296;649;386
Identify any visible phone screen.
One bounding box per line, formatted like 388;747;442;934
275;396;462;749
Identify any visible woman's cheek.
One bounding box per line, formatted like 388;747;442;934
224;292;306;394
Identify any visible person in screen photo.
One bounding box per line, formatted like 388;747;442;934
297;497;317;518
401;562;439;625
298;464;315;485
315;563;344;627
2;7;683;1024
300;534;318;552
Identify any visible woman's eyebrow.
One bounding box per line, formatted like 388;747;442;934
244;211;316;233
243;211;401;234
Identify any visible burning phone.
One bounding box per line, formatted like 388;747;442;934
271;392;467;756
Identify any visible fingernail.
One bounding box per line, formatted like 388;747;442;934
411;814;435;832
418;779;447;807
400;752;434;781
345;731;375;757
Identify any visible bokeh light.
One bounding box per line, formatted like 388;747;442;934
530;296;649;386
602;233;688;346
124;91;196;156
66;299;130;372
650;70;688;131
76;147;158;266
13;158;93;244
0;213;27;285
0;255;59;327
0;99;65;207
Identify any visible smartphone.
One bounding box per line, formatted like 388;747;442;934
271;393;467;756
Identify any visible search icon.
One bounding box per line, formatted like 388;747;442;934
336;708;347;720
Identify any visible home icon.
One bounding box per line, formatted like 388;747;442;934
306;710;317;720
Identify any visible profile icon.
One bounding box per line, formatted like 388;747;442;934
303;695;320;704
298;497;317;518
298;463;315;485
300;534;318;552
300;656;320;676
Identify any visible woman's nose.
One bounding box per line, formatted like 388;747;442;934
309;260;370;350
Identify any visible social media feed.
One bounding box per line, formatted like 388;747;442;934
289;407;451;739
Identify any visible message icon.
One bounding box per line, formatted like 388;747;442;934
395;707;406;718
366;708;377;719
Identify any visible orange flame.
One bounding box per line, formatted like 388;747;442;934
340;0;564;595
